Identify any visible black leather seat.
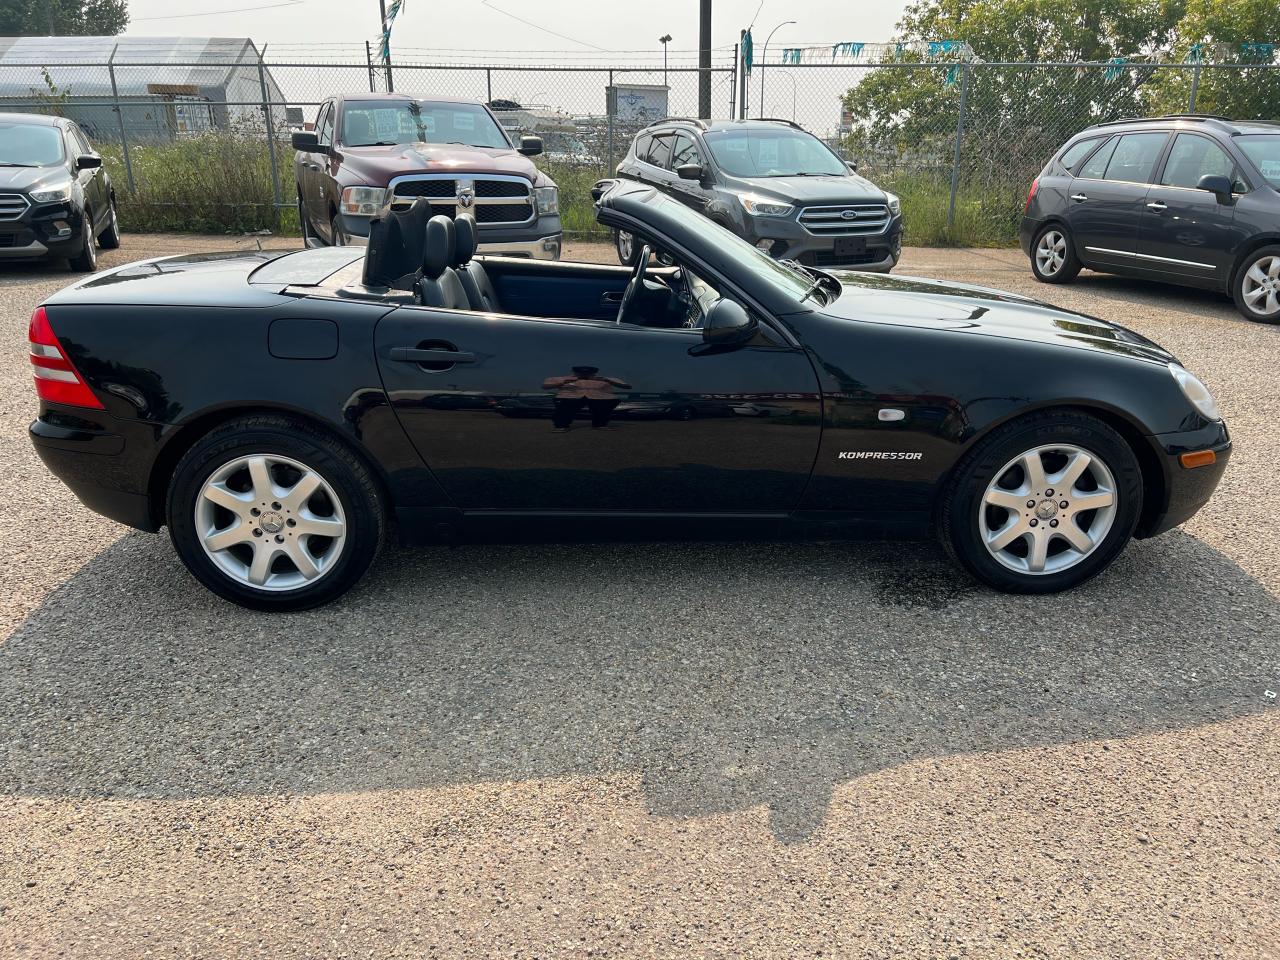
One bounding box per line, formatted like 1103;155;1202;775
453;213;501;312
416;215;470;310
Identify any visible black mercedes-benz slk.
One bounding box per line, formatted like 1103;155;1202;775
28;180;1230;610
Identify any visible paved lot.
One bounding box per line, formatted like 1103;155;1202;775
0;235;1277;958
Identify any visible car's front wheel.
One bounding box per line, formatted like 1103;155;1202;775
98;199;121;249
939;411;1142;593
1030;224;1081;284
67;214;97;272
1232;245;1280;324
166;416;385;610
330;213;348;247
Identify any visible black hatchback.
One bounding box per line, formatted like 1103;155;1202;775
1021;115;1280;322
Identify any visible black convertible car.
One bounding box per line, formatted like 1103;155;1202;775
29;180;1229;610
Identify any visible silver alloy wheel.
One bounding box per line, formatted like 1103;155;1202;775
1241;254;1280;316
195;454;347;592
617;229;634;263
979;443;1117;576
1035;229;1067;276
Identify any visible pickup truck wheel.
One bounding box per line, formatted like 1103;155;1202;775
330;213;347;247
67;215;97;272
297;192;315;247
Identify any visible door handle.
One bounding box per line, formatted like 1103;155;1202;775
1070;193;1088;202
389;347;477;364
599;291;624;306
1146;200;1168;211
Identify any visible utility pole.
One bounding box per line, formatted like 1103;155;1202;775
378;0;394;92
659;34;672;90
698;0;711;119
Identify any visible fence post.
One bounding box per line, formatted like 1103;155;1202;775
946;63;972;231
257;47;283;226
607;69;615;172
1188;60;1202;112
729;43;738;121
486;68;492;105
106;44;135;193
365;41;375;92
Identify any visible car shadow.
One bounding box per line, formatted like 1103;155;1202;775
1;529;1276;844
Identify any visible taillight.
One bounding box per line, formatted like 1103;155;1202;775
1025;178;1039;213
28;306;104;409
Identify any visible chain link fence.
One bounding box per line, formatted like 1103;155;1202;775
1;43;1276;245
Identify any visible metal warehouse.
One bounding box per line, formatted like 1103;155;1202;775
0;35;285;141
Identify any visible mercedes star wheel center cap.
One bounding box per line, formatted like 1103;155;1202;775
1036;500;1059;520
260;511;285;533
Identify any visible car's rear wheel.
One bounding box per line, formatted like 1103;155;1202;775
1030;224;1081;284
1232;245;1280;324
939;410;1142;593
166;416;385;611
615;229;638;266
98;199;121;249
67;214;97;272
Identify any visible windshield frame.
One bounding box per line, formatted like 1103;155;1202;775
339;99;513;150
701;126;849;178
1235;134;1280;189
0;121;66;168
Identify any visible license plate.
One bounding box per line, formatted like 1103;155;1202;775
833;236;867;258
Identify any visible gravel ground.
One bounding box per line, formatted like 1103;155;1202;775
0;235;1277;959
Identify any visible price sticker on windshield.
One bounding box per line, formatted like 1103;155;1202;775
452;112;475;131
1260;159;1280;179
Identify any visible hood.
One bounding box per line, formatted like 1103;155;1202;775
732;172;885;204
333;142;544;185
820;271;1176;365
44;251;298;308
0;164;67;192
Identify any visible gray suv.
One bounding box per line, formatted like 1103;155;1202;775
1021;115;1280;323
614;118;902;271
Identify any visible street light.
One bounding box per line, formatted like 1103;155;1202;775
659;33;672;89
759;19;795;118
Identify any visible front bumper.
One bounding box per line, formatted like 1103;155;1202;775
1139;420;1232;538
746;213;903;272
0;201;86;260
338;211;562;260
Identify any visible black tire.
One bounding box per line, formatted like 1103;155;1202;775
1030;223;1081;284
1231;244;1280;324
98;198;121;249
329;212;347;247
938;410;1143;594
615;229;639;266
67;214;97;272
166;415;385;611
297;192;315;248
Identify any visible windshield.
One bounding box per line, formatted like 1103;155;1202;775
703;128;847;178
1237;135;1280;188
0;122;64;167
625;190;815;301
341;100;509;149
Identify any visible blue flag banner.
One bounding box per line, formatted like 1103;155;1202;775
1104;56;1126;81
830;41;864;61
782;48;803;65
1240;42;1276;61
743;28;753;74
379;0;403;60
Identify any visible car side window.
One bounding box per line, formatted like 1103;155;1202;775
1076;137;1116;179
646;134;673;169
1160;133;1244;192
670;133;701;169
633;133;651;160
1059;136;1102;172
316;103;334;147
1101;132;1168;183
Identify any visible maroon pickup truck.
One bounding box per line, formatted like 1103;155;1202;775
291;93;561;259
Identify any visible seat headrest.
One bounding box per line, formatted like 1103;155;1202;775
423;215;455;279
453;213;477;265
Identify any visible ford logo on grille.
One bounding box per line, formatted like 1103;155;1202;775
840;209;860;220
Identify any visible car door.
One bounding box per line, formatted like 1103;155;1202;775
373;303;822;513
667;132;712;212
1067;131;1168;271
301;102;333;231
66;125;105;224
1138;132;1242;284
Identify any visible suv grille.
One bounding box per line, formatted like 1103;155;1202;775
389;175;535;226
798;203;890;236
0;194;30;221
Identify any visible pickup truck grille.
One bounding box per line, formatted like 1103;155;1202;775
798;203;890;236
389;174;535;226
0;194;30;221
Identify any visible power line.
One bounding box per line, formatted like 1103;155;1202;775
133;0;305;20
478;1;607;52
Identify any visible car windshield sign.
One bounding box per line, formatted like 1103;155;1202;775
341;100;509;149
703;128;847;178
1237;134;1280;188
0;123;64;167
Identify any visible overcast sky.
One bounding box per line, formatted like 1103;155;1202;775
123;0;911;58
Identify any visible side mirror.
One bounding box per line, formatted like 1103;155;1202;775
291;131;321;152
1196;173;1234;203
846;160;859;173
702;299;757;346
676;163;704;181
75;154;102;171
518;135;543;156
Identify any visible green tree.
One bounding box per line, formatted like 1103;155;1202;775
0;0;130;36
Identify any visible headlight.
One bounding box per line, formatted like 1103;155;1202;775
885;192;901;216
30;182;72;203
1170;363;1221;421
737;192;793;217
534;186;559;216
340;186;388;217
